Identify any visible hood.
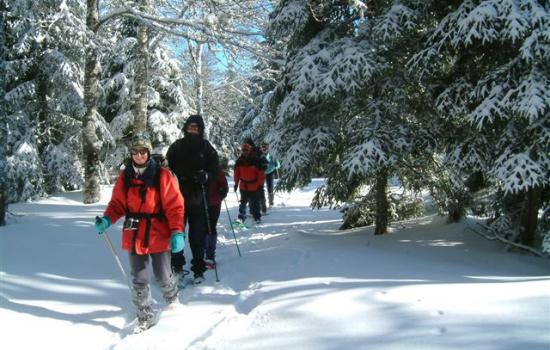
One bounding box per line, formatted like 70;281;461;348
184;114;205;137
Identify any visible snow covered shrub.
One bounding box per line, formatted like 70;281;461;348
43;142;84;193
340;192;377;230
3;113;45;202
429;169;471;223
486;214;516;243
5;141;45;202
340;189;425;230
388;192;424;222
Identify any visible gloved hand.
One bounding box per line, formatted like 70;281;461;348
234;184;238;192
170;232;185;253
94;216;111;234
193;170;208;184
219;186;228;199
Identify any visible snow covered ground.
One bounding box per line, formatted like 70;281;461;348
1;179;549;350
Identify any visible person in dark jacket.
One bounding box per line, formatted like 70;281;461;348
260;142;280;209
94;137;185;333
234;139;265;224
166;115;219;284
204;167;229;269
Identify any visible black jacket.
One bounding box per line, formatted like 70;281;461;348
166;137;219;206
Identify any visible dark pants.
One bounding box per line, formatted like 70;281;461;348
239;189;261;221
259;185;267;213
262;172;276;207
205;205;220;260
172;203;207;277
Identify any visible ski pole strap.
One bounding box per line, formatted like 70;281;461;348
125;212;165;219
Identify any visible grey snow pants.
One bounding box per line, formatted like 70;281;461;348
129;251;177;321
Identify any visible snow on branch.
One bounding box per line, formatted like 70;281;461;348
343;139;388;178
373;4;418;42
465;223;547;258
267;0;310;42
506;67;549;123
492;150;549;194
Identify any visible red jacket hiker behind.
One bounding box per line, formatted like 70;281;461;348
208;168;229;206
234;150;265;192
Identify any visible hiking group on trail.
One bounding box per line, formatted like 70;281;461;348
93;114;279;333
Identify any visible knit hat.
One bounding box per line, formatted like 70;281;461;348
243;137;255;148
183;114;205;137
131;137;152;153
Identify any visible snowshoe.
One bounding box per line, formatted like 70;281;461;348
193;274;205;285
165;299;182;311
133;317;154;334
175;270;191;290
205;259;216;270
232;219;249;231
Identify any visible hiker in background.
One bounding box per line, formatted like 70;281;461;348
94;136;185;333
234;139;265;224
259;142;280;211
166;114;219;284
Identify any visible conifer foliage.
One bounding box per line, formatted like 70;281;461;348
409;0;549;246
2;0;87;202
245;0;548;248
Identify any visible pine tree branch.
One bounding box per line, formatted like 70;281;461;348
464;223;547;258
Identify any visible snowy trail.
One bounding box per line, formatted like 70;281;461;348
1;179;549;350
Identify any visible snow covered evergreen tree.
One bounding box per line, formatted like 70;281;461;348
261;1;451;233
99;17;189;173
410;0;550;246
2;0;87;202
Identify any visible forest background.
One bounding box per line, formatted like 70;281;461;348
1;0;549;253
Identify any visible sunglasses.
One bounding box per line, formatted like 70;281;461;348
131;149;148;156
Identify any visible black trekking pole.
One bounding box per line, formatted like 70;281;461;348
95;216;132;291
200;183;220;282
223;198;242;257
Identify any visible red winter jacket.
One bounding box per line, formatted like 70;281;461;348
234;153;265;192
208;169;229;206
104;165;184;255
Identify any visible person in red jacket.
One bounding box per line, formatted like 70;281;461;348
94;137;185;333
234;139;265;224
204;167;229;268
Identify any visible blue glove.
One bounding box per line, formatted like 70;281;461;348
94;216;111;234
170;232;185;253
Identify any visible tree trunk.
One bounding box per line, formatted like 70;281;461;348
82;0;101;204
374;168;389;235
0;189;6;226
196;44;204;117
36;53;49;156
519;187;542;247
192;42;204;117
133;0;150;136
